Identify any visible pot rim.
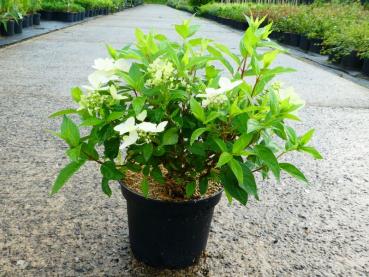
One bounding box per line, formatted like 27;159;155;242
119;180;223;205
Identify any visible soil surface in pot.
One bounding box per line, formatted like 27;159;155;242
124;170;222;202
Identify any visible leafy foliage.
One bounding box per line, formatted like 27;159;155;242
50;17;321;204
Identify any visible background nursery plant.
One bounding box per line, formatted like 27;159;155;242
50;17;322;205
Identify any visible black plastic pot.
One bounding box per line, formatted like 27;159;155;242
269;31;282;41
28;14;33;26
280;32;291;45
22;15;29;28
120;182;222;269
309;38;323;54
299;35;310;51
362;58;369;76
289;33;301;47
0;20;15;36
14;20;23;34
40;11;53;20
33;13;41;25
340;51;363;70
80;12;85;20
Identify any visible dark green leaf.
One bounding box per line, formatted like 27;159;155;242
254;145;280;180
162;128;178;146
104;137;120;160
101;177;112;197
142;143;153;161
239;162;258;199
220;166;248;205
228;158;243;185
132;96;146;115
100;161;123;180
185;182;196;197
199;176;208;195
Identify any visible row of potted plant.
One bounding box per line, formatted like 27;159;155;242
40;0;143;23
0;0;42;37
168;1;369;76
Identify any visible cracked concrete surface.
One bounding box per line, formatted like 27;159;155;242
1;4;369;276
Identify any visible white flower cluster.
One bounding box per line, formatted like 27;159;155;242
197;77;242;108
114;110;168;150
78;58;129;114
145;58;176;87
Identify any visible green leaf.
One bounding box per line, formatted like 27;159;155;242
205;111;222;124
228;159;243;185
106;44;117;59
71;87;83;103
66;144;82;162
239;163;258;199
232;133;253;154
151;166;165;184
81;143;99;161
190;128;209;145
162;128;178;146
199;177;208;195
51;160;85;195
49;109;78;118
80;117;103;126
61;116;80;147
247;119;262;133
254;145;280;180
104;137;120;160
299;146;323;159
100;161;123;180
190;98;205;122
220;166;248;205
107;111;124;122
132;96;146;115
213;137;228;152
142;143;153;161
300;129;315;145
185;182;196;198
280;163;308;183
141;177;149;197
101;177;112;197
216;152;233;168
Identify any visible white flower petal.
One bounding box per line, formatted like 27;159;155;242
156;121;168;132
88;71;112;89
136;110;147;121
114;117;136;135
93;58;115;71
137;122;158;133
120;131;139;149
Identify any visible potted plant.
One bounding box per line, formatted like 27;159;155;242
29;0;42;25
50;17;322;269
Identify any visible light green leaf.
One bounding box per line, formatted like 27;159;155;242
299;146;323;159
51;160;86;195
232;133;253;154
190;128;209;145
300;129;315;145
216;152;233;168
247;119;262;133
132;96;146;115
280;163;308;183
80;117;103;126
61;116;80;147
190;98;205;122
71;87;83;103
49;109;78;118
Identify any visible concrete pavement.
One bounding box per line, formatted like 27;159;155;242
0;4;368;276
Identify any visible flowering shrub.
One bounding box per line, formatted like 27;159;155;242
50;17;321;204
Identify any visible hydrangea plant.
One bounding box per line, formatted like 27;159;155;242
50;17;322;204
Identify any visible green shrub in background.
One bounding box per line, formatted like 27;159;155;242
196;1;369;61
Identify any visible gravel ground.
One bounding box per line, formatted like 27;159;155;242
1;4;369;276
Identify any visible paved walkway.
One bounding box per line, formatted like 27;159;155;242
1;4;369;276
